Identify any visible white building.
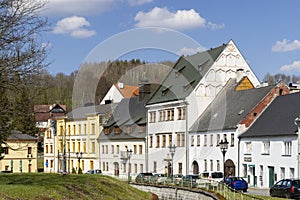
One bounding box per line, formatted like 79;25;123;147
146;40;260;175
239;92;300;188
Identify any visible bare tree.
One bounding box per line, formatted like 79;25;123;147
0;0;49;147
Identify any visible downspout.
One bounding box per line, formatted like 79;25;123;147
145;106;149;172
238;138;240;177
185;101;189;175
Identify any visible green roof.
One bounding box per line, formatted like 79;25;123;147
146;44;226;105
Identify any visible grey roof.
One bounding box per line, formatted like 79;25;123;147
239;92;300;138
8;133;38;141
66;103;117;120
99;96;147;140
146;44;226;105
190;79;274;133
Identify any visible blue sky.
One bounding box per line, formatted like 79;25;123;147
41;0;300;81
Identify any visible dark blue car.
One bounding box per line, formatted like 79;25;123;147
225;177;248;192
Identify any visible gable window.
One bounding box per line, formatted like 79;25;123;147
284;141;292;156
245;142;252;154
262;141;270;155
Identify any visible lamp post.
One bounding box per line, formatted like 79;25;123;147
294;116;300;179
219;138;229;182
169;144;176;178
127;149;133;182
76;152;83;174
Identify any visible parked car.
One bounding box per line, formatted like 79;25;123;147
197;172;223;187
165;174;183;185
135;172;153;183
225;177;248;192
85;169;102;174
179;174;199;188
150;173;167;184
270;179;300;199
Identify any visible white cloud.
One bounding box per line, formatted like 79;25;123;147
41;0;115;16
280;61;300;72
178;46;205;56
135;7;208;30
52;16;96;39
272;39;300;52
128;0;152;6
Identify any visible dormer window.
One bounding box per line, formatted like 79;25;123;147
104;128;111;135
114;126;121;135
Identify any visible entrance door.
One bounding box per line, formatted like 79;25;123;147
114;162;119;177
28;164;32;173
225;159;235;177
268;166;274;187
192;161;199;175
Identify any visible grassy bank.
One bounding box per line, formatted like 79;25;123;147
0;173;152;200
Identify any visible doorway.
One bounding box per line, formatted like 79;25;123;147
268;166;275;187
192;161;199;174
225;159;235;177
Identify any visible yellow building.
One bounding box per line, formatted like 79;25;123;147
55;104;115;173
0;132;38;173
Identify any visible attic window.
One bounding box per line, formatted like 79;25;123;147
198;59;210;71
183;80;195;91
175;66;186;77
162;85;172;96
114;126;122;135
104;128;111;135
238;110;244;115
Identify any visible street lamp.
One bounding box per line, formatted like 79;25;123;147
219;138;229;182
126;149;133;182
169;144;176;178
76;152;83;173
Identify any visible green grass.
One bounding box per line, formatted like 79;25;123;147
0;173;152;200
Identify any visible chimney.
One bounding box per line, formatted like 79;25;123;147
118;82;124;89
236;68;244;83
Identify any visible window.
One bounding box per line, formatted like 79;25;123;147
223;134;227;142
73;125;76;135
91;123;95;135
260;165;263;177
67;142;70;151
153;161;157;173
116;145;120;154
242;164;247;177
210;134;213;146
28;147;32;155
140;164;143;172
178;162;182;174
159;110;165;122
216;134;220;146
168;134;172;146
50;145;53;153
84;124;87;135
210;160;213;171
162;135;166;147
245;142;252;154
78;124;81;135
45;145;48;153
133;145;137;154
197;135;200;146
176;133;185;147
280;167;285;179
149;111;156;123
139;145;142;154
284;141;292;156
217;160;220;171
204;135;207;146
177;107;186;120
68;125;71;135
149;136;153;148
262;141;270;154
60;125;63;136
125;125;132;133
105;162;108;171
114;126;121;134
77;142;81;152
72;142;75;152
230;133;234;146
91;142;95;153
134;164;138;174
111;145;114;154
50;160;53;168
156;135;160;148
191;135;194;146
3;147;8;154
166;109;174;121
290;168;295;178
83;142;86;152
204;160;207;171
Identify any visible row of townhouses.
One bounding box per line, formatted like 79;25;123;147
42;39;300;189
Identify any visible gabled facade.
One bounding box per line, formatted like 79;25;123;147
54;104;115;173
239;92;300;188
98;95;148;179
0;132;38;173
146;40;260;175
189;79;289;179
100;82;139;104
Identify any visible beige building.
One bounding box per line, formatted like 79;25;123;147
0;132;38;173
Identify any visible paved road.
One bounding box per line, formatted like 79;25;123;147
247;187;270;196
